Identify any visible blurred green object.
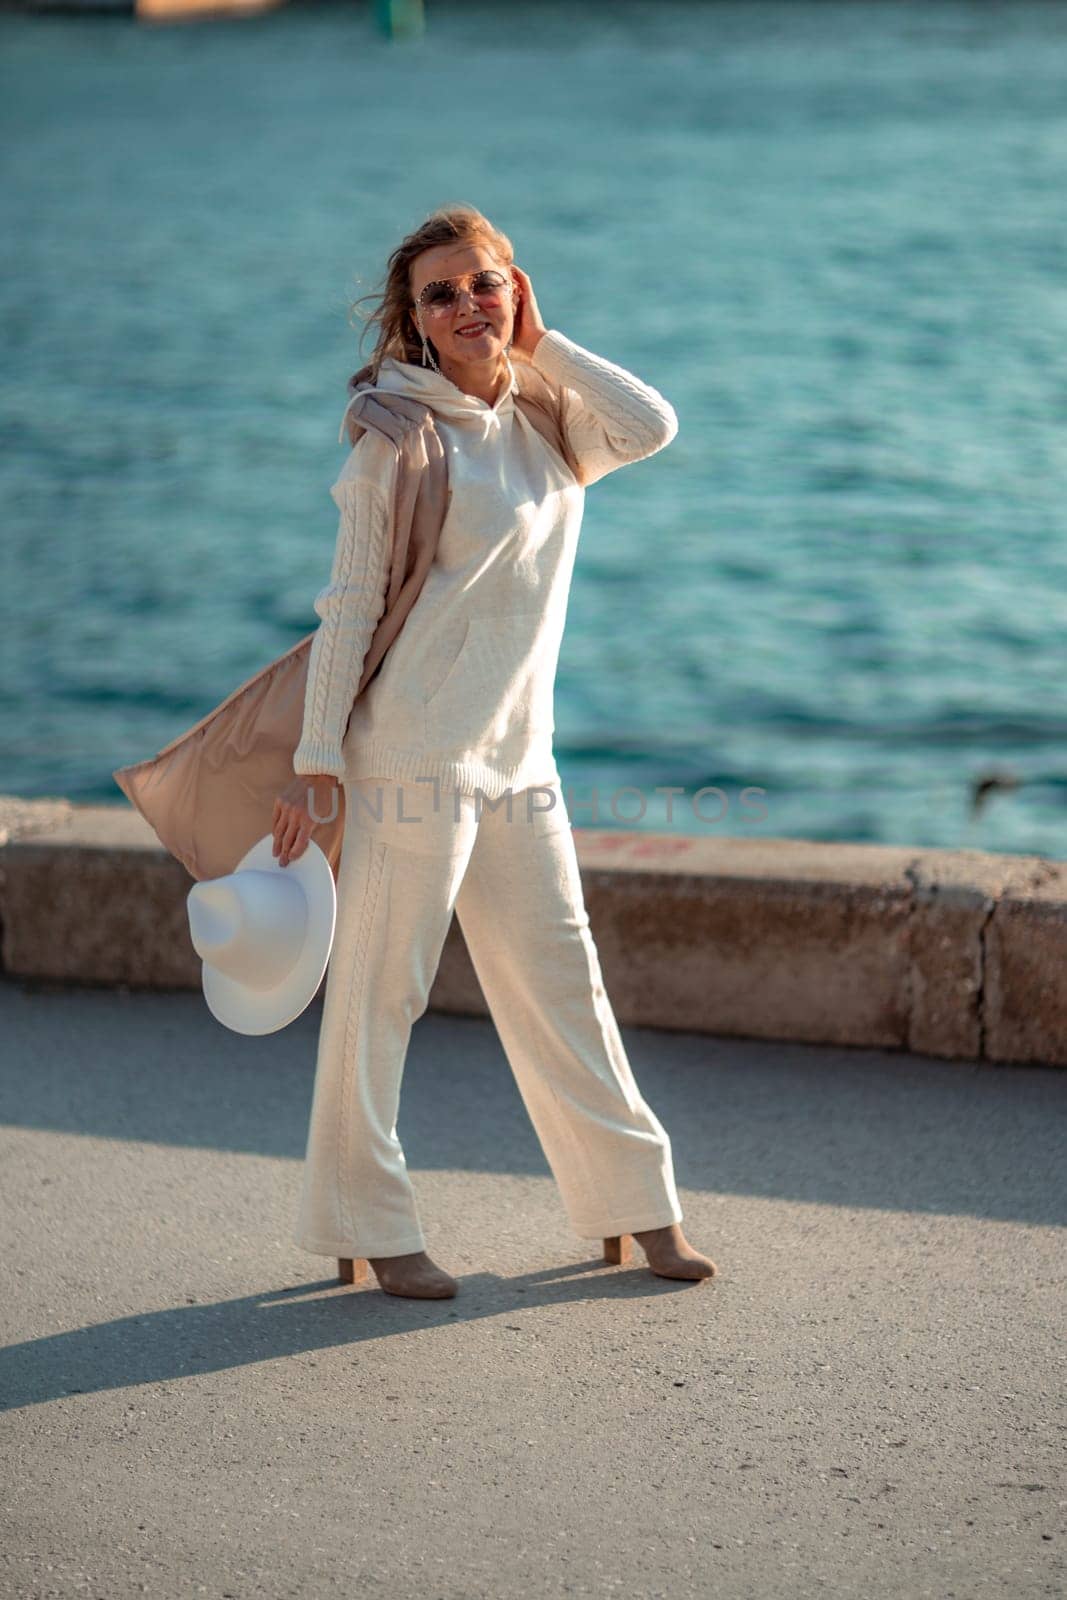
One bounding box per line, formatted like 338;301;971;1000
374;0;424;38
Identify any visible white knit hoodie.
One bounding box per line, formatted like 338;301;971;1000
292;329;678;798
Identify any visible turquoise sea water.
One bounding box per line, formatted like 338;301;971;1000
2;0;1066;853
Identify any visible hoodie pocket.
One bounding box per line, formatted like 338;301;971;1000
422;614;554;755
423;620;471;713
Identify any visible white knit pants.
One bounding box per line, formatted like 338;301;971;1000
293;775;684;1259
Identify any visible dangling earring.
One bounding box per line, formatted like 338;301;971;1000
416;313;442;376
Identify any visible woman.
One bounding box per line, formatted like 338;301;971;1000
272;204;717;1298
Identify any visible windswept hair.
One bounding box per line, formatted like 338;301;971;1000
348;203;514;385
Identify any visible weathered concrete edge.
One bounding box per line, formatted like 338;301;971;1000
1;796;1064;1067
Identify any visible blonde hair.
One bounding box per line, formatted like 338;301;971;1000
348;203;514;385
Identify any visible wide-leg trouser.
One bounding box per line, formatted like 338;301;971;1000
293;774;684;1259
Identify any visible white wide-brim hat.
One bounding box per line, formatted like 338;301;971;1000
186;834;337;1036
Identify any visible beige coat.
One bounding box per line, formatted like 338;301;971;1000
111;355;585;884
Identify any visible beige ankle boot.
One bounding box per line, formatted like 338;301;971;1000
338;1250;457;1299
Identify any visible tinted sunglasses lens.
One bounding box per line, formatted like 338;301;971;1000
423;284;458;312
420;272;511;315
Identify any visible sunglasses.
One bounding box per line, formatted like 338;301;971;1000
415;268;515;318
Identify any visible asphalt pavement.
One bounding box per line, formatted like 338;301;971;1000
1;976;1063;1600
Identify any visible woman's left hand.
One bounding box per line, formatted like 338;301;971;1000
509;264;549;358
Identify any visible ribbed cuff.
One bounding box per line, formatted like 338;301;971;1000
529;328;578;377
292;738;346;779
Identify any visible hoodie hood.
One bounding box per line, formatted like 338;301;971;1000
339;353;519;445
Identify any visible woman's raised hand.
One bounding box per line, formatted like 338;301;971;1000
509;264;549;359
272;773;339;867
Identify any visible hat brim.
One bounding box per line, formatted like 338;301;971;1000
199;835;337;1036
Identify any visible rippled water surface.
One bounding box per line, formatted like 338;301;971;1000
3;0;1066;853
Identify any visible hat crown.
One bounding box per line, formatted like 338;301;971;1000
187;869;308;992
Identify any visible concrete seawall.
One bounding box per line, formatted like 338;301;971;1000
1;794;1063;1067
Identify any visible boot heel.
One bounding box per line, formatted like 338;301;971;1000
338;1256;369;1285
603;1234;633;1265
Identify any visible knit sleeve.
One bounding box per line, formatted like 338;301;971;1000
292;472;393;779
528;329;679;488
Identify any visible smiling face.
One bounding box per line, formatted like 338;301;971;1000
408;239;517;392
